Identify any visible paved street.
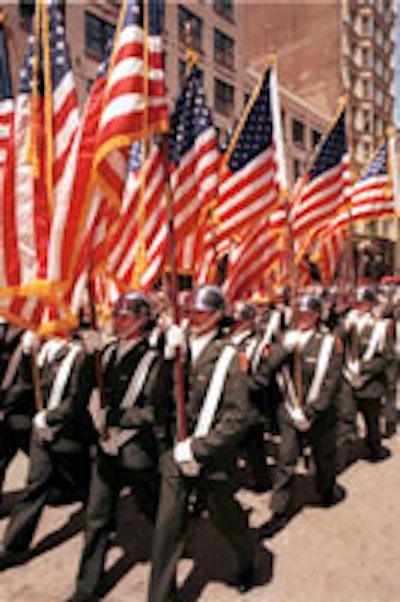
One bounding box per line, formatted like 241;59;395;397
1;434;399;602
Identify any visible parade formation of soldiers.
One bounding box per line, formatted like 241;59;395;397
0;280;398;601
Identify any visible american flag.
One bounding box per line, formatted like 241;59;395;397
95;0;168;209
0;2;80;330
292;107;352;255
169;64;220;248
351;139;394;223
213;68;281;248
0;12;13;200
62;42;117;315
224;210;285;302
310;211;349;285
105;140;167;291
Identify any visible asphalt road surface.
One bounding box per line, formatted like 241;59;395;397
1;433;399;602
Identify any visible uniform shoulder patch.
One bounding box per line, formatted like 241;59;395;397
335;336;344;354
239;350;249;374
263;344;271;358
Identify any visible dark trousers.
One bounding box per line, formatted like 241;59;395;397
271;404;336;516
3;433;91;552
242;422;271;488
0;419;31;497
356;396;383;454
148;452;256;602
73;449;159;601
336;382;358;446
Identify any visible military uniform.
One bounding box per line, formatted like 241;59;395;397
234;307;282;491
72;336;171;602
259;326;343;517
1;338;96;554
148;332;257;602
343;306;391;460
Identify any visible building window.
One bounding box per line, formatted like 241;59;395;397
19;0;35;27
363;110;371;133
214;29;234;70
214;0;234;21
85;12;114;59
312;129;321;147
292;119;305;148
293;159;303;181
214;78;234;116
178;6;203;53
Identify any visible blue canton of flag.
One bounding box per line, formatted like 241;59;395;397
0;18;12;101
309;109;346;180
360;140;387;180
227;69;273;172
126;0;164;34
128;141;143;172
169;66;213;164
18;32;36;95
49;2;73;88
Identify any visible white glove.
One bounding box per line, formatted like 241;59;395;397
286;405;311;432
283;331;300;352
164;324;187;360
92;406;108;434
347;359;360;376
22;330;40;354
33;410;54;441
80;329;103;354
88;389;108;434
173;438;201;476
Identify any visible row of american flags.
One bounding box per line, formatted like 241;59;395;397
0;0;396;332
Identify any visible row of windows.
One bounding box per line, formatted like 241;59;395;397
282;112;322;150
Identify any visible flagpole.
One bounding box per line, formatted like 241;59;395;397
132;0;150;288
162;17;187;441
161;135;187;441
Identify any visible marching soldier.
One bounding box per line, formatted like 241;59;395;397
257;295;345;525
0;326;97;562
148;285;262;602
230;301;274;492
343;287;391;462
0;323;31;506
72;291;172;602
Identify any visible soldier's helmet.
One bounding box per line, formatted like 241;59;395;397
192;285;226;313
113;291;152;318
356;286;377;304
298;294;322;314
233;301;256;322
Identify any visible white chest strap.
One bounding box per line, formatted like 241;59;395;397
120;350;158;410
100;349;158;455
277;366;299;410
395;322;400;357
306;335;334;405
252;310;281;371
362;320;387;362
1;341;23;390
193;345;236;439
47;344;81;410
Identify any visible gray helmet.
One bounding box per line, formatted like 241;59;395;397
233;301;256;322
113;291;152;318
298;295;322;314
356;286;377;304
192;285;225;313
